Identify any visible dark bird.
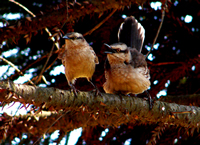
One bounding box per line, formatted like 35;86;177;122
58;32;99;96
118;16;145;52
104;16;152;108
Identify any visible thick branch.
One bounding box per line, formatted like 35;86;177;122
0;80;200;131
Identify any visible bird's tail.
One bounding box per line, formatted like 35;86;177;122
118;16;145;52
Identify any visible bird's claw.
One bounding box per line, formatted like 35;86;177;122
69;84;79;98
146;91;154;110
94;88;103;98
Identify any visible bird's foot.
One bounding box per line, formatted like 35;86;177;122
145;91;154;110
69;84;79;98
115;91;126;101
89;80;103;97
93;88;103;98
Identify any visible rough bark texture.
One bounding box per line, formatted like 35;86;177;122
1;79;200;139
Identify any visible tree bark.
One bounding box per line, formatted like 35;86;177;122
1;79;200;138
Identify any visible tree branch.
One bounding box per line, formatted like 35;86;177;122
0;80;200;131
83;8;117;36
0;0;148;43
9;0;60;49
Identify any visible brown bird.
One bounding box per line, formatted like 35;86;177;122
104;43;150;94
104;16;152;107
58;32;99;96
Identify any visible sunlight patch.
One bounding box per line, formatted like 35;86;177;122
156;89;167;98
3;13;21;20
67;128;82;145
50;65;65;76
2;48;19;57
184;15;193;23
150;2;162;10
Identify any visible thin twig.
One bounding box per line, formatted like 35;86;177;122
44;56;59;71
9;0;59;49
9;0;60;84
60;0;69;30
35;44;55;84
33;111;70;145
45;28;59;50
148;61;183;66
7;50;60;80
9;0;35;17
27;56;59;84
0;56;35;86
83;8;117;36
171;111;193;114
145;1;167;58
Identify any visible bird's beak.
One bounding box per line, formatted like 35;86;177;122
104;43;116;54
104;51;113;54
63;35;69;39
104;43;111;48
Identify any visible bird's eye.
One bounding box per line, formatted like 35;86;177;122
74;36;83;40
116;48;121;52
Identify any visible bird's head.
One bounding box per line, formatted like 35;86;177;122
104;42;131;63
63;32;88;48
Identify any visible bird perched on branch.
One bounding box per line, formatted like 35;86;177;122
58;32;99;96
103;16;152;108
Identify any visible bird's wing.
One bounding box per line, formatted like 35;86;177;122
58;44;67;66
89;46;99;64
58;44;66;60
118;16;145;52
129;48;150;79
104;58;111;71
129;48;147;68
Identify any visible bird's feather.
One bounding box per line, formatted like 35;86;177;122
118;16;145;52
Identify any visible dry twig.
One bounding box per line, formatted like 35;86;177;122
9;0;59;50
33;111;70;145
35;44;55;84
83;9;117;36
0;56;35;86
9;0;61;84
7;50;59;80
145;1;167;58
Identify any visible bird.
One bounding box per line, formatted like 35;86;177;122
103;16;152;108
103;43;150;94
118;16;145;52
58;32;99;96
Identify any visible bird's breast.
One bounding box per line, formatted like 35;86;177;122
64;48;96;80
104;64;150;94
